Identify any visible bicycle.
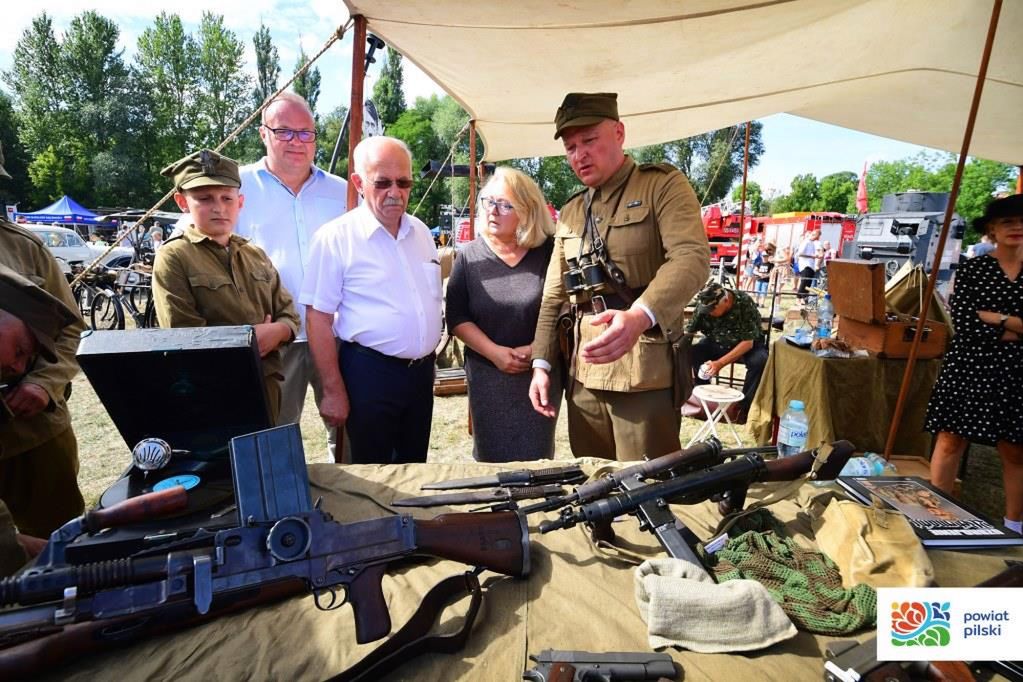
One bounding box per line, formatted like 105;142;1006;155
69;265;117;329
90;267;159;330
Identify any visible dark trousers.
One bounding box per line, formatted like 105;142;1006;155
340;342;434;464
797;266;816;298
690;338;769;413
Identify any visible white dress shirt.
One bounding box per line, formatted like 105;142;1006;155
300;204;442;360
796;236;819;271
235;158;348;340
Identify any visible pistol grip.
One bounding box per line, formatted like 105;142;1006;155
348;563;391;644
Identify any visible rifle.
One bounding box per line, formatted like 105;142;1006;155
0;425;530;678
523;649;678;682
538;442;854;535
518;440;779;518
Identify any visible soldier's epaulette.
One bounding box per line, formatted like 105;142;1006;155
563;187;588;205
638;162;678;174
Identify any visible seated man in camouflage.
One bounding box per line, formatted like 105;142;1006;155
686;282;768;423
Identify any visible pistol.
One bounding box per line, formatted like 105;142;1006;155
523;649;678;682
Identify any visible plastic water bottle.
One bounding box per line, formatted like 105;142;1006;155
839;452;898;477
777;400;809;458
817;294;835;339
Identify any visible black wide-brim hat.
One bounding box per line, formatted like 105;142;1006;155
974;193;1023;234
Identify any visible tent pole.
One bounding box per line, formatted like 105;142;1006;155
347;15;367;211
883;0;1002;460
735;122;752;289
1017;165;1022;194
468;120;477;241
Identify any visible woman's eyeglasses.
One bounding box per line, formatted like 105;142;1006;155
370;178;414;190
480;196;515;216
263;126;317;143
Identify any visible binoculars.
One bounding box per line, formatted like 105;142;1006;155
563;252;608;295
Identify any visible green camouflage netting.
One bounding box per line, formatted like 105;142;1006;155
709;510;876;635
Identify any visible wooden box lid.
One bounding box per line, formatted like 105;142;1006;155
828;259;886;324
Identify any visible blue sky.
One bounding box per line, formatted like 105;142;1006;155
2;2;945;197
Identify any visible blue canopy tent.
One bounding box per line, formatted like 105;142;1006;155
15;195;108;226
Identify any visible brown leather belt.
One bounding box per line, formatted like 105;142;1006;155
573;286;646;315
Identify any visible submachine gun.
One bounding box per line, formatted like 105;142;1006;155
0;424;530;678
521;439;854;572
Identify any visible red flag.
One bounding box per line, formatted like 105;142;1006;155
856;162;869;213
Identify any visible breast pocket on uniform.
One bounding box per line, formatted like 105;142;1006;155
421;261;442;301
557;229;583;262
188;274;234;291
608;206;651;255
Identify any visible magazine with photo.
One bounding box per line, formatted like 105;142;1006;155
836;476;1023;549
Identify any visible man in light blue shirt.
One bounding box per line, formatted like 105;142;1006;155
235;92;348;459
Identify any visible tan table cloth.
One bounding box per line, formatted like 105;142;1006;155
50;459;1020;682
749;339;943;455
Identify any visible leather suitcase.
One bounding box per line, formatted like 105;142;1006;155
837;315;948;359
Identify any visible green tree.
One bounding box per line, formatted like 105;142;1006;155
431;97;471;208
292;48;321;115
814;171;857;213
316;104;349;173
194;12;251;155
252;24;280;104
389;101;448;225
730;180;763;215
629;121;764;204
136;13;199;157
372;47;406;127
3;13;64;158
508;156;582;209
774;173;820;212
0;92;32;205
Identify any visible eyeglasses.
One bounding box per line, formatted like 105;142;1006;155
262;126;317;143
370;178;414;190
480;196;515;216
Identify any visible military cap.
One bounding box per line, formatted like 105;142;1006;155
695;282;729;312
554;92;619;139
0;141;11;180
0;263;78;364
161;149;241;191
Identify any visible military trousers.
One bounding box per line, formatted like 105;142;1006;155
566;382;681;461
0;426;84;538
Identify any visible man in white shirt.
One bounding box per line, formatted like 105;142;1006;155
795;228;820;299
301;136;441;464
235;92;349;458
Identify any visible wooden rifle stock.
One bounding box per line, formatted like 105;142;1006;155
415;511;530;577
82;486;188;534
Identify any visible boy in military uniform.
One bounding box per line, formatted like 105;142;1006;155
529;92;710;461
0;142;87;539
153;149;300;424
686;282;768;422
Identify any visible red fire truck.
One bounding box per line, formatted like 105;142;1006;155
701;204;741;267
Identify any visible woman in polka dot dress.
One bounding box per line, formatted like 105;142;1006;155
925;194;1023;534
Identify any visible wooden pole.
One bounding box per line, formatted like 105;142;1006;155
468;120;477;241
1017;165;1022;194
347;15;367;211
734;122;752;289
883;0;1002;460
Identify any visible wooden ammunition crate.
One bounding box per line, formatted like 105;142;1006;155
434;367;467;396
838;315;948;359
829;258;948;358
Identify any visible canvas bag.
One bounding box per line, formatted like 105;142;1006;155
811;497;933;588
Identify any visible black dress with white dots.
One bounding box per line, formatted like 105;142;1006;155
924;254;1023;445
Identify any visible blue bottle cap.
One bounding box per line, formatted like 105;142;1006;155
788;399;805;410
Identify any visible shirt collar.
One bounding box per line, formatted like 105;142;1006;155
183;224;248;247
356;204;412;240
592;155;635;202
255;157;323;194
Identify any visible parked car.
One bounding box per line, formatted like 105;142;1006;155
26;224;133;270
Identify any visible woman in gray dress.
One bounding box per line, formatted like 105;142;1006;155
445;167;560;461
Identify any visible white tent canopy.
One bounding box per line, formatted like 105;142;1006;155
344;0;1022;164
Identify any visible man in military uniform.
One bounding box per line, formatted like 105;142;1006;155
529;93;710;461
686;282;768;422
0;263;81;573
0;142;87;538
153;150;300;424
